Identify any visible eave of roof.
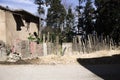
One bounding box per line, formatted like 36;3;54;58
0;5;12;11
0;5;39;19
13;9;39;18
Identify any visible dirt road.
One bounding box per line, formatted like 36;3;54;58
0;64;120;80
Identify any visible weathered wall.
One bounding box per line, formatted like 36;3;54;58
6;11;19;46
18;21;38;41
0;10;6;43
2;10;38;46
29;22;38;34
14;40;43;58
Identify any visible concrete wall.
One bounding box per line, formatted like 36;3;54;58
0;10;6;43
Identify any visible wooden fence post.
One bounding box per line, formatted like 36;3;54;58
43;34;47;56
56;36;59;55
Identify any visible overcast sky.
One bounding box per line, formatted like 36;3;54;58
0;0;79;15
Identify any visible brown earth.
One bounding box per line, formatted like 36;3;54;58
0;50;120;65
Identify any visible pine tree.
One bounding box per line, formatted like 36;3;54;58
94;0;120;44
63;7;74;42
84;0;95;34
47;0;66;31
66;7;74;32
76;0;84;35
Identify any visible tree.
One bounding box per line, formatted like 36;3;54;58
94;0;120;44
47;0;66;31
34;0;45;38
66;7;74;30
76;0;84;35
45;0;67;43
63;7;74;42
83;0;95;34
35;0;45;14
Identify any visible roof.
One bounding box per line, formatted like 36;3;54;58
0;5;12;11
13;9;39;19
0;5;39;23
13;9;39;23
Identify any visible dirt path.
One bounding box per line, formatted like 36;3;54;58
0;64;103;80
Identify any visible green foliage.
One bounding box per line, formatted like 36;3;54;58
36;37;43;44
28;35;36;41
62;7;75;42
77;0;95;34
28;33;42;44
34;0;45;14
81;0;120;45
35;0;120;45
83;0;95;34
66;7;74;28
47;0;66;28
46;0;70;42
94;0;120;44
76;0;120;45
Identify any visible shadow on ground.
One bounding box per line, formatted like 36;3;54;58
77;54;120;80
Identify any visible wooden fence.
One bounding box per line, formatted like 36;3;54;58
0;34;117;60
72;34;116;54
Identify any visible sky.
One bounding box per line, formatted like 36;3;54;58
0;0;79;15
0;0;37;14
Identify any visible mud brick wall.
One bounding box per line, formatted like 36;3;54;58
14;40;43;59
36;44;43;56
21;41;31;58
